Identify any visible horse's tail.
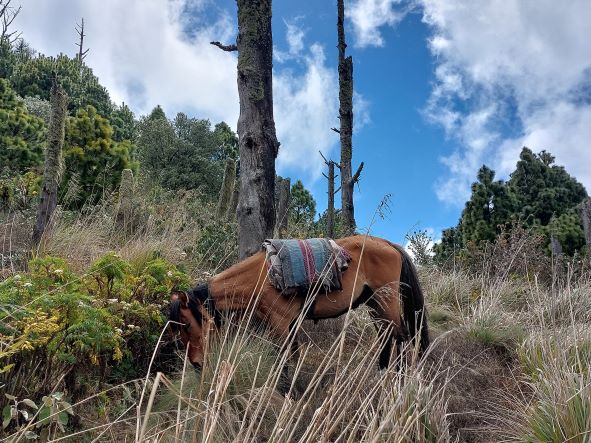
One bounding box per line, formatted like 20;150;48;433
390;242;429;355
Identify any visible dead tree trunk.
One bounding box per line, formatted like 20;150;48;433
337;0;363;236
234;0;279;258
275;177;290;238
227;178;240;221
211;1;279;257
326;162;336;238
75;18;89;64
32;79;67;246
550;234;563;256
582;196;591;255
115;168;134;235
217;158;236;218
320;151;338;239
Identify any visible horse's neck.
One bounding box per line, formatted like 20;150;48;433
209;251;268;311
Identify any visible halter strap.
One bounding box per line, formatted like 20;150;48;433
203;283;223;327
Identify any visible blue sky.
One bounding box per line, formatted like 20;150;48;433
14;0;591;244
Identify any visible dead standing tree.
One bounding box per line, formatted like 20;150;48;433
320;151;340;239
275;176;290;238
211;0;280;259
75;18;89;64
582;196;591;257
32;79;68;246
217;158;237;218
1;0;21;43
336;0;363;235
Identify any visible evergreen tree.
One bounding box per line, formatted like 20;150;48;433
433;226;461;263
459;165;514;245
289;180;316;226
435;147;588;260
213;121;238;160
147;104;166;121
22;95;51;124
509;147;587;225
543;211;586;256
0;39;15;78
63;105;134;207
9;54;113;116
0;78;45;173
136;109;237;200
111;103;136;142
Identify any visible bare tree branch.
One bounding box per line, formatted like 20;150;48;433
210;41;238;52
1;0;21;43
330;127;340;134
352;161;364;184
319;150;330;165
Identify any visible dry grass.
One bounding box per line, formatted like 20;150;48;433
4;266;590;442
3;203;591;442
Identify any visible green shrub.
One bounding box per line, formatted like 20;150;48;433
0;170;41;211
0;253;191;402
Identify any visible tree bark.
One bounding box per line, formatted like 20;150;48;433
115;168;134;235
550;234;563;256
337;0;360;236
75;17;89;63
275;177;290;238
582;196;591;255
235;0;279;258
226;177;240;221
32;79;67;246
320;151;337;239
326;161;335;238
216;158;236;218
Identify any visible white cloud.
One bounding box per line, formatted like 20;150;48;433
421;0;591;205
274;44;340;180
274;20;305;63
273;21;370;182
346;0;407;48
285;21;305;55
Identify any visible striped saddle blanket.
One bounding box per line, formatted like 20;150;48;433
262;238;352;295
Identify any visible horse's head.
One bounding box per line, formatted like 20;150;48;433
169;286;214;369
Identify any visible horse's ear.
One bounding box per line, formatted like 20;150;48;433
171;290;189;308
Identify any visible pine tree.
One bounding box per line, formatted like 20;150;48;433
289;180;316;227
509;147;587;225
63;105;134;207
0;78;45;173
459;165;514;245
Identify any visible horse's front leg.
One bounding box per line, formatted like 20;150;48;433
258;295;302;394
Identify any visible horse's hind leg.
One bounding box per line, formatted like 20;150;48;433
372;319;395;369
366;284;405;369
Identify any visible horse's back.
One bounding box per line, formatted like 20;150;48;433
334;235;404;276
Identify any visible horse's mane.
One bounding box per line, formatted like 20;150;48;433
169;283;209;330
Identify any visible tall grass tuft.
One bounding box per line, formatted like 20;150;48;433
130;307;452;443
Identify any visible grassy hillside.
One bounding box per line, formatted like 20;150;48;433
1;191;590;442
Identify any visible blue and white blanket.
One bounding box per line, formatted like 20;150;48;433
262;238;352;295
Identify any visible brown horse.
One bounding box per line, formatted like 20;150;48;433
169;235;429;369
